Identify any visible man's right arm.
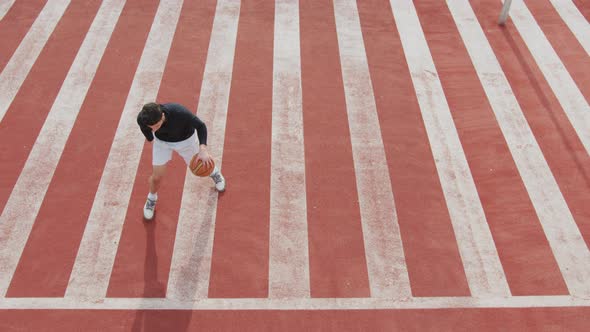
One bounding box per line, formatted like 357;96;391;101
139;124;154;141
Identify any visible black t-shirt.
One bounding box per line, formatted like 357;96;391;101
138;103;207;144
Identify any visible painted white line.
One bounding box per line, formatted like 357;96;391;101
448;0;590;298
0;295;590;310
0;0;125;298
166;0;240;301
549;0;590;55
65;0;184;300
0;0;16;21
389;0;510;297
0;0;71;122
333;0;410;299
505;0;590;155
268;0;310;299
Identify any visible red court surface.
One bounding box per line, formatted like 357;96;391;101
0;0;589;330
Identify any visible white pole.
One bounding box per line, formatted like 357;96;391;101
498;0;513;25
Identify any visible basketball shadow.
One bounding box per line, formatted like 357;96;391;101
131;219;193;332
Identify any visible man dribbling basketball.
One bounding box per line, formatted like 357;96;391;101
137;102;226;220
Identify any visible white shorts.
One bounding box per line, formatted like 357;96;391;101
152;132;199;166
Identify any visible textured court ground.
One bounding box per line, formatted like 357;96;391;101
0;0;589;330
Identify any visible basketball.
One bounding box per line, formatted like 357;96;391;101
189;154;215;177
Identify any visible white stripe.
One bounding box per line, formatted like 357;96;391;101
389;0;510;297
65;0;184;300
0;0;16;21
448;0;590;297
333;0;410;298
550;0;590;55
166;0;240;301
0;0;70;122
268;0;310;299
0;0;125;298
506;0;590;155
0;295;589;310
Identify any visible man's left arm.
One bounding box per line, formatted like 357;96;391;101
191;115;213;167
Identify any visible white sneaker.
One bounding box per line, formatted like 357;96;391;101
143;198;156;220
210;169;226;192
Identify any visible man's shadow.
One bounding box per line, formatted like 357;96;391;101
131;219;193;332
500;25;590;187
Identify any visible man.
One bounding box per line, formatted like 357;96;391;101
137;102;225;220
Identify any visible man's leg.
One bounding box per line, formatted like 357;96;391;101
210;166;226;192
144;165;166;220
149;164;167;195
144;137;172;220
176;136;226;192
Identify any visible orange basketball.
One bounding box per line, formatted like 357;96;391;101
189;154;215;177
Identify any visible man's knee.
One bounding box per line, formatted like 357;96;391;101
149;174;163;184
150;165;167;182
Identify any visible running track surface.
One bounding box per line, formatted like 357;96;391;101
0;0;589;330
